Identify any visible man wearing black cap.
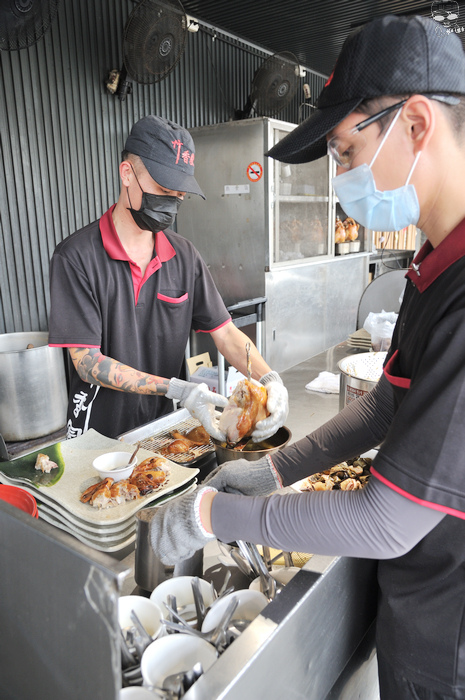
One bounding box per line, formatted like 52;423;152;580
149;16;465;698
48;116;288;440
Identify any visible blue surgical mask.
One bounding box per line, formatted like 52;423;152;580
331;109;421;232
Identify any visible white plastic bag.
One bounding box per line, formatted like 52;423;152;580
363;310;398;352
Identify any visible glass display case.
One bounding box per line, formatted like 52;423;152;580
272;133;331;263
269;124;367;264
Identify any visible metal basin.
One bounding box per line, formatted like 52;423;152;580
0;332;68;441
212;426;292;464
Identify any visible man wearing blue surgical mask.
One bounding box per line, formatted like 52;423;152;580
149;16;465;700
48;116;288;440
328;92;459;234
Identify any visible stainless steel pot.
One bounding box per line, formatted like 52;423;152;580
337;352;386;411
0;332;68;441
212;426;292;465
135;508;204;591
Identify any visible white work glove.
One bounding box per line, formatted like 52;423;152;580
251;371;289;442
150;486;217;565
166;378;229;441
203;455;283;496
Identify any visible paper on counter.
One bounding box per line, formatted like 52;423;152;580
305;371;340;394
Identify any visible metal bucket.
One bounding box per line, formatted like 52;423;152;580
212;426;292;465
135;508;204;592
338;352;387;410
0;332;68;441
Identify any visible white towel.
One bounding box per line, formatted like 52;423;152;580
305;371;340;394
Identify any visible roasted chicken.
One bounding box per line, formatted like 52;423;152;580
80;456;169;509
343;217;359;241
218;379;270;444
160;426;211;456
335;216;346;243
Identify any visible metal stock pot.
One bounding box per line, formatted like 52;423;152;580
0;332;68;441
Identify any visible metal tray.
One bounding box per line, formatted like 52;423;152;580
118;408;215;465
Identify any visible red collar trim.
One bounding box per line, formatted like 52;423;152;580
99;205;176;264
406;218;465;292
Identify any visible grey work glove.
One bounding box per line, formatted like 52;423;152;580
166;379;229;441
202;455;283;497
150;486;217;565
251;371;289;442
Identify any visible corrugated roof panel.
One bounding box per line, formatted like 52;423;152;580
182;0;457;75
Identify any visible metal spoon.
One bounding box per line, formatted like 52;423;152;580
236;541;259;577
247;542;282;600
230;547;255;578
128;440;141;465
130;609;153;657
191;576;206;628
120;628;137;669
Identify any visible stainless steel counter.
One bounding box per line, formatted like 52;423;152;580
120;342;380;700
0;342;379;700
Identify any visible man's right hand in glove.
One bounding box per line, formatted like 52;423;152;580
166;379;229;441
202;455;283;497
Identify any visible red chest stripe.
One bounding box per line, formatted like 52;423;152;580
157;292;188;304
383;350;411;389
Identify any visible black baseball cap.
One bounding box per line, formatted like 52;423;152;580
267;14;465;164
124;115;205;198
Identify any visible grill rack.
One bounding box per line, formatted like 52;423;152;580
119;410;214;465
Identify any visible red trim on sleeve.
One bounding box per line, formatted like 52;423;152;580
48;343;101;348
195;318;232;333
383;350;411;389
371;466;465;520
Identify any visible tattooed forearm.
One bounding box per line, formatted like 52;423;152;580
68;348;171;396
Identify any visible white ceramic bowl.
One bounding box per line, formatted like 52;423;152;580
118;595;163;640
201;589;268;634
150;576;215;625
120;687;155;699
92;451;138;482
249;566;300;592
141;634;217;689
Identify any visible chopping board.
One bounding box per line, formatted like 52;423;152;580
0;429;199;526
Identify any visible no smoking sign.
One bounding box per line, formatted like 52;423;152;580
247;161;263;182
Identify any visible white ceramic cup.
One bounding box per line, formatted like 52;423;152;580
201;589;268;634
120;687;155;699
92;451;138;482
150;575;215;624
118;595;163;640
141;634;217;689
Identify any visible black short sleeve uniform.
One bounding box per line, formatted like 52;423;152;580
48;206;231;439
371;219;465;696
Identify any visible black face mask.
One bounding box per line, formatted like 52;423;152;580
127;166;182;233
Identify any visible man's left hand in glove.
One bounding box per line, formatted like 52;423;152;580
252;371;289;442
150;486;217;565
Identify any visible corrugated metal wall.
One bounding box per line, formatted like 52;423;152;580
0;0;325;334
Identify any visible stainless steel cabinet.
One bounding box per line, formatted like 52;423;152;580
178;118;369;371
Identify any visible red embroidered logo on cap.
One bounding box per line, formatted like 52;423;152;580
172;139;195;166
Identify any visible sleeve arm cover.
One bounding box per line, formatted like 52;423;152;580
211;475;445;560
271;373;395;486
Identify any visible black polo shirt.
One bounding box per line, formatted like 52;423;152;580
48;206;231;438
372;219;465;694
